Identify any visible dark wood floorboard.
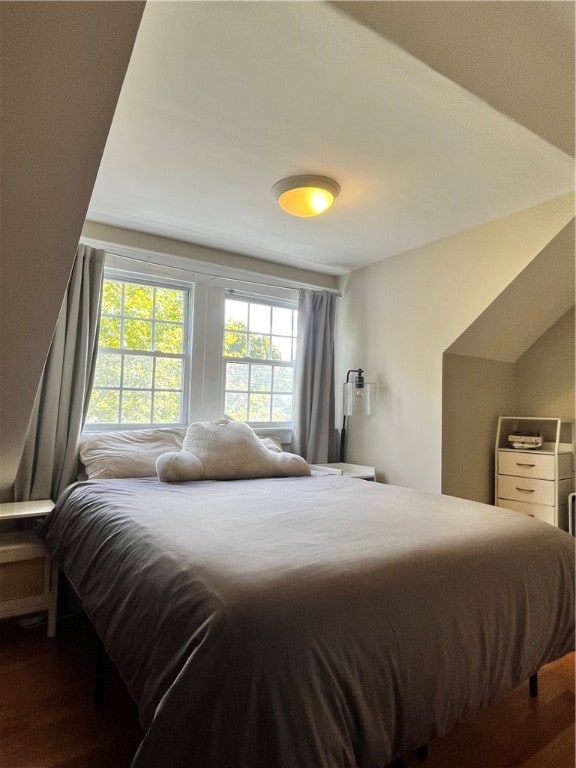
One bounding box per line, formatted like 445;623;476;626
404;652;575;768
0;615;142;768
0;614;574;767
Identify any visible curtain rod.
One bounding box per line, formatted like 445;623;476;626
93;245;342;296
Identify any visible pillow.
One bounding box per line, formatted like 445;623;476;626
79;426;187;479
259;436;283;453
156;420;310;482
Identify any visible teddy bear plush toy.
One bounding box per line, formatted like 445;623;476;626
156;420;310;482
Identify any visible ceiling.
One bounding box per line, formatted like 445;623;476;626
87;1;575;276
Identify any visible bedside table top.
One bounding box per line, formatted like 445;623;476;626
0;499;55;521
314;463;376;480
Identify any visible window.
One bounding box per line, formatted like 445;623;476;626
222;296;298;426
83;247;300;434
85;275;191;429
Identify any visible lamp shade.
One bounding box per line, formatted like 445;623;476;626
339;367;374;462
343;380;374;416
272;175;340;217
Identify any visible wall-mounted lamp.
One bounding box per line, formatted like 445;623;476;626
339;368;374;462
272;175;340;217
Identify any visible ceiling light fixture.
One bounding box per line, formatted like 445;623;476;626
272;175;340;218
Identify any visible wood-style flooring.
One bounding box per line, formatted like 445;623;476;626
0;616;142;768
0;615;574;768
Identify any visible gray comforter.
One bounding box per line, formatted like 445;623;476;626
39;475;575;768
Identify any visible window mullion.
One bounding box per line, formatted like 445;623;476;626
119;352;125;424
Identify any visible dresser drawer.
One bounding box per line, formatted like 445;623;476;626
497;451;555;480
497;498;556;526
498;450;573;480
497;475;555;506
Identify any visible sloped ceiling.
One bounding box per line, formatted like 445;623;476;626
446;219;575;362
0;1;144;500
87;1;575;275
333;0;575;156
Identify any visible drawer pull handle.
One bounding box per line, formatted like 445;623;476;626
515;487;535;493
516;463;536;468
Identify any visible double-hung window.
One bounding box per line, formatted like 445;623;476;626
222;295;298;427
84;251;300;434
85;274;191;429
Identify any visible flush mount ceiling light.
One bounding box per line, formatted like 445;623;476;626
272;175;340;217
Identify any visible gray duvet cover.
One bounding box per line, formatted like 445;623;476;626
39;475;575;768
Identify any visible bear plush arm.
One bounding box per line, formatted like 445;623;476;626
156;420;310;483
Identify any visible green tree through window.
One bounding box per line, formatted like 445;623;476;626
223;320;282;360
86;277;189;427
222;298;297;424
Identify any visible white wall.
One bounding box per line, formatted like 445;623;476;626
336;194;575;492
81;221;338;292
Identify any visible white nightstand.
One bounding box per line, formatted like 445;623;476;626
0;500;58;637
313;463;376;480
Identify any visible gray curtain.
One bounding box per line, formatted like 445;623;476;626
14;245;105;501
292;289;337;463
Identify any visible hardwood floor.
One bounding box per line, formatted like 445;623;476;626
0;615;142;768
0;615;574;768
404;652;575;768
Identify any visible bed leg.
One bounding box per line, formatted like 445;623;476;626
416;744;429;760
94;635;107;704
529;672;538;698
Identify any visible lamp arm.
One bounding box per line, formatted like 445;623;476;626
339;414;348;462
340;368;365;462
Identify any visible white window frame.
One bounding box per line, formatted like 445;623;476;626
84;268;194;432
221;290;298;432
82;245;301;443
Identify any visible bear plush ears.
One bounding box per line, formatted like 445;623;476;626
156;420;310;483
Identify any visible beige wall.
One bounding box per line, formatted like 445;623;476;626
336;194;574;493
335;1;575;156
0;2;144;501
442;309;575;504
442;355;515;504
515;308;575;419
445;219;574;363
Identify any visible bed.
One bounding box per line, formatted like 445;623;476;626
38;469;575;768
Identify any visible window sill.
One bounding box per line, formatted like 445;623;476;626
253;426;293;446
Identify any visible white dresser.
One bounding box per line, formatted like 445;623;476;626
495;417;574;531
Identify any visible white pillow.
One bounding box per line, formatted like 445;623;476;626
156;421;310;482
259;436;283;453
79;426;187;479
